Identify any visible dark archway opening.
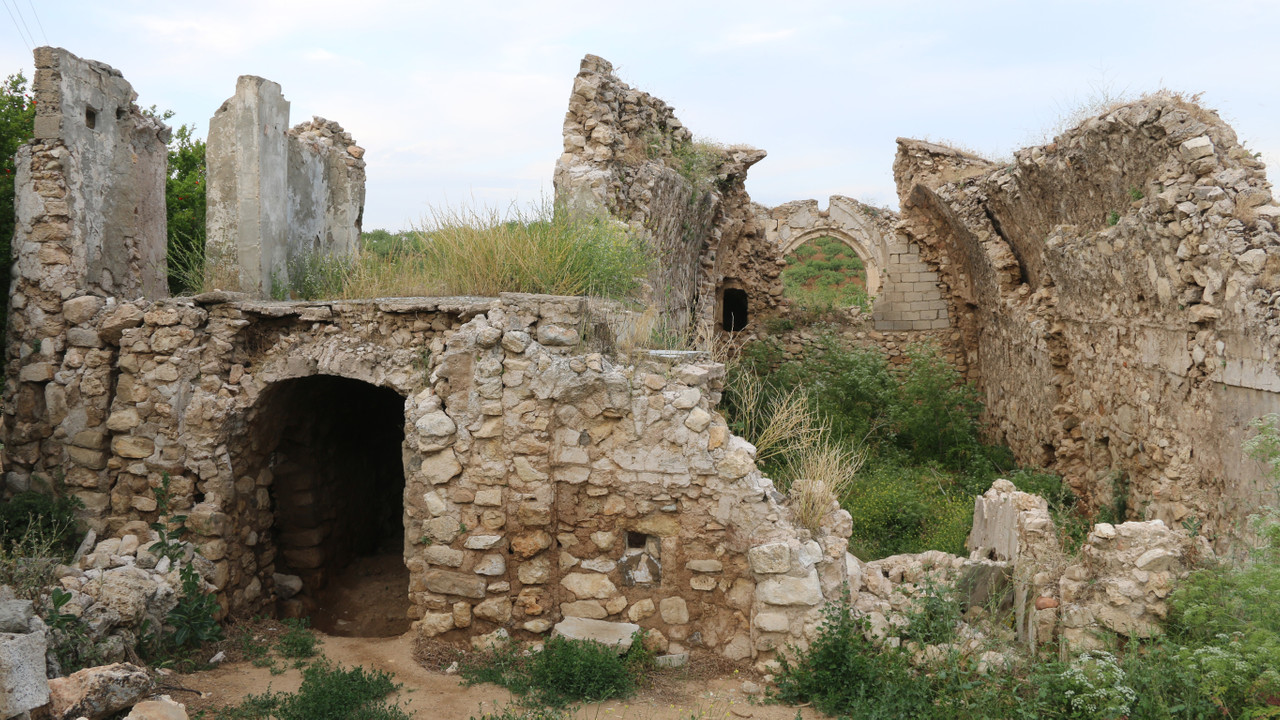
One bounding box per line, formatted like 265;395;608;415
251;375;408;637
722;287;749;331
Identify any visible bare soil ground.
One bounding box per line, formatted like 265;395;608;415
311;553;411;637
174;628;820;720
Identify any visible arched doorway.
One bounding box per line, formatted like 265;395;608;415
244;375;409;637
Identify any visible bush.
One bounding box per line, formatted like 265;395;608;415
781;236;871;313
0;490;83;558
771;599;932;718
461;634;651;707
843;461;973;559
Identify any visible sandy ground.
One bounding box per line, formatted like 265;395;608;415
173;630;821;720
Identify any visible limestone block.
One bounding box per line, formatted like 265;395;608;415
474;554;506;576
659;597;688;624
423;569;487;599
551;617;641;653
123;697;188;720
423;545;465;568
685;559;723;573
0;630;49;717
474;597;513;624
684;408;711;432
517;556;552;585
48;662;154;720
754;612;790;633
561;572;618;600
62;295;105;324
748;543;791;574
421;449;462;484
511;531;552;558
111;435;155;459
562;600;608;619
418;612;455;636
627;598;656;622
757;569;823;606
463;535;503;550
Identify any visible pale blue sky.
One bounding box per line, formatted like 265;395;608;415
4;1;1277;231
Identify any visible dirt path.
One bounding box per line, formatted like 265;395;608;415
176;631;820;720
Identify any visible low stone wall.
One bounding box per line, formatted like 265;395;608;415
896;95;1280;542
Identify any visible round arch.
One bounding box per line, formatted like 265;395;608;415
781;227;883;296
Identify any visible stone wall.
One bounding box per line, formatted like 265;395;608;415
553;55;782;334
757;196;949;332
896;94;1280;543
4;47;171;497
206;78;365;298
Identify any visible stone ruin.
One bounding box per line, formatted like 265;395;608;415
3;44;1280;682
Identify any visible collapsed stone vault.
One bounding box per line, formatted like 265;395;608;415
3;45;1280;663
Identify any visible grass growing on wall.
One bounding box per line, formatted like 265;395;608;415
267;201;652;301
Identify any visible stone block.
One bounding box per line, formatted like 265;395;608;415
0;630;49;717
659;597;688;624
551;617;641;653
423;569;487;599
756;569;823;606
748;542;791;574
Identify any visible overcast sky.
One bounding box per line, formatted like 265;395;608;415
3;1;1277;231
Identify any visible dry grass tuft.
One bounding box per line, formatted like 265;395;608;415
787;441;869;533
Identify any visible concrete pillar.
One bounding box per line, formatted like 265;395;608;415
206;76;290;297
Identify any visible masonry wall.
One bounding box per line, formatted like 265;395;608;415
757;195;950;331
896;96;1280;544
553;55;783;333
206;79;366;298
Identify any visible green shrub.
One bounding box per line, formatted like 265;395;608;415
278;618;319;659
0;490;83;557
891;344;986;468
843;461;973;559
771;599;932;718
218;660;409;720
461;634;651;707
900;581;962;646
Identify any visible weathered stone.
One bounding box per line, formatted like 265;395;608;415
124;697;189;720
748;542;791;574
560;572;618;600
561;600;608;619
474;597;513;624
48;662;154;720
0;629;49;717
423;570;487;599
551;617;641;652
757;570;823;606
511;531;552;559
423;545;466;568
627;598;656;622
659;596;688;624
474;554;506;576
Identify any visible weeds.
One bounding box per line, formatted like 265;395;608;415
215;659;410;720
460;633;653;707
781;236;872;313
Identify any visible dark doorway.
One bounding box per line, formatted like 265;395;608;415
250;375;408;637
722;287;749;331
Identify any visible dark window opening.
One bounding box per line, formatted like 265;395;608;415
84;106;97;129
722;288;749;332
620;532;661;586
115;107;125;121
248;375;408;637
626;531;647;549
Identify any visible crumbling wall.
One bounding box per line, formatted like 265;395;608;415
896;95;1280;542
4;47;170;497
407;299;852;661
206;79;365;298
553;55;781;333
757;196;949;331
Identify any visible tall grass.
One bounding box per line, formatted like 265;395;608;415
341;200;651;300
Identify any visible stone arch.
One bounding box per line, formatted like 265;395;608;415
226;372;411;637
780;227;883;296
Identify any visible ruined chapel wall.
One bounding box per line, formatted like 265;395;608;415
758;196;950;332
553;55;781;331
896;95;1280;542
206;79;366;298
4;47;171;500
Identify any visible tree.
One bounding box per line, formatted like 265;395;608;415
1;72;36;345
164;123;206;294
